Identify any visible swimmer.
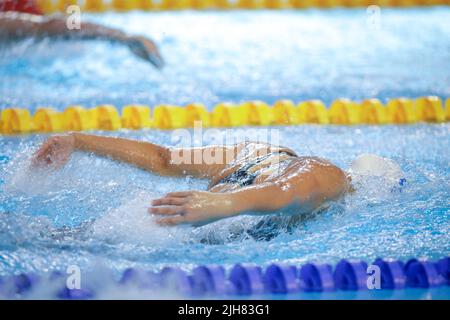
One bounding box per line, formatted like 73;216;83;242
32;133;353;227
0;11;164;68
31;134;406;228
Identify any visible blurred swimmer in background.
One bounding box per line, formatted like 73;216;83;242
31;133;405;231
0;0;164;68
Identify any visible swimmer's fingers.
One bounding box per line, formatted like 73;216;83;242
33;140;52;159
155;212;209;226
32;137;61;164
31;135;75;168
127;36;164;69
32;146;61;167
151;197;187;206
155;215;186;226
31;141;54;166
149;205;184;215
165;191;192;198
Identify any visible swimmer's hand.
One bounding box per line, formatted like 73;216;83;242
32;135;75;168
150;191;237;226
126;35;164;69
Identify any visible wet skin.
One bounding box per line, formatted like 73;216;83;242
0;12;164;68
32;133;349;226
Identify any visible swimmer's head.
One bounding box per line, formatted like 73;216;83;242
348;154;406;189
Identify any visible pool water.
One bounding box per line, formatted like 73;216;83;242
0;8;449;298
1;8;449;110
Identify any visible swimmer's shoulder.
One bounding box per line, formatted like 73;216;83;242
287;156;349;198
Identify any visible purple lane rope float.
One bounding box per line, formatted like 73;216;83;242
1;256;448;299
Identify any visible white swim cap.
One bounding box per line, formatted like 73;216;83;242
348;154;405;188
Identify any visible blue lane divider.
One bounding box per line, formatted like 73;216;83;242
229;264;264;295
437;257;450;285
120;268;161;290
58;287;94;299
1;256;448;299
192;265;227;296
0;273;39;297
405;260;444;288
48;271;95;299
160;267;193;296
13;274;39;294
372;259;406;289
263;264;298;294
334;260;369;291
299;263;335;292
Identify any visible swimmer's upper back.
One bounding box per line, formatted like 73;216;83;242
209;142;349;205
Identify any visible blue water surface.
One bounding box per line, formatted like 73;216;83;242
1;8;449;110
0;8;449;299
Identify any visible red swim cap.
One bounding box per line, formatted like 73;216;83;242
0;0;43;15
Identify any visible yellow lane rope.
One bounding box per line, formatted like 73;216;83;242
0;96;448;135
36;0;450;13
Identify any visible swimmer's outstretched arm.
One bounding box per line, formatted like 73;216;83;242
32;133;240;178
32;134;348;226
0;12;163;67
152;166;348;226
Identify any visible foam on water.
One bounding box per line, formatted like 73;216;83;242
1;8;450;110
0;125;449;280
0;9;449;298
